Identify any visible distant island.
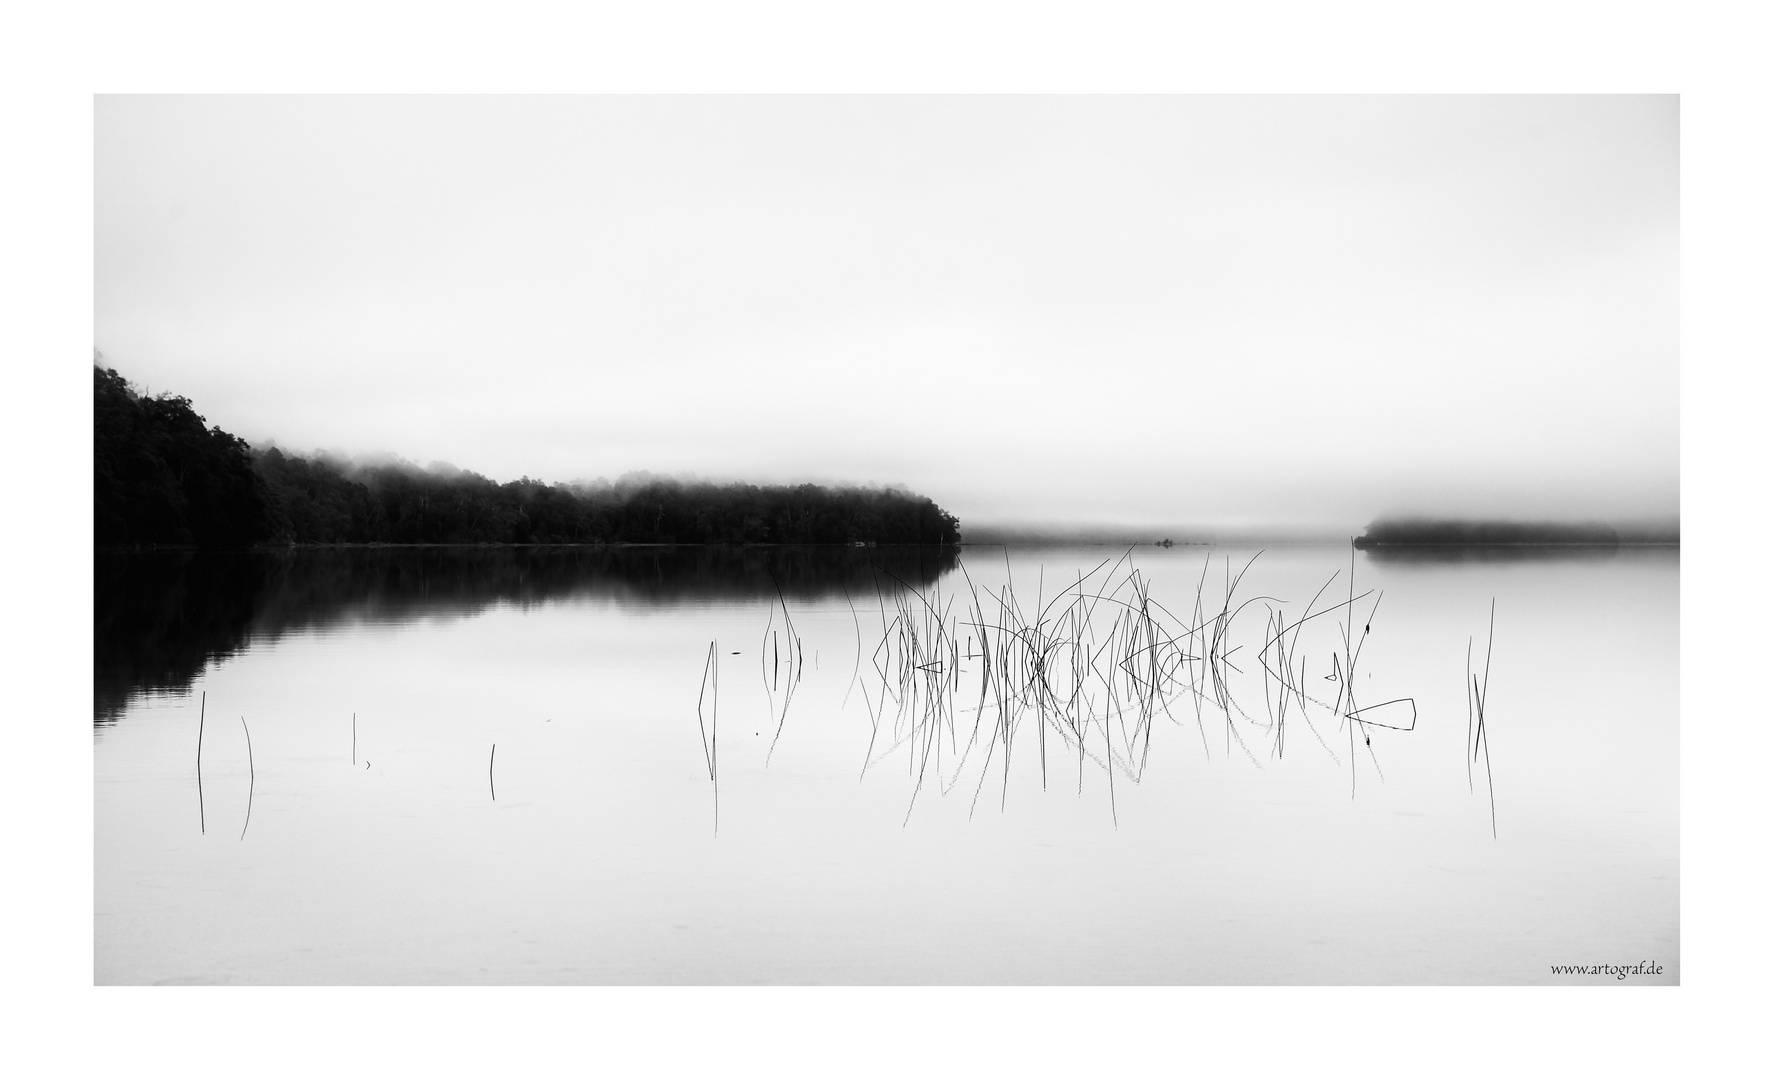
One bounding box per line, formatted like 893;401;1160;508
1352;517;1677;549
94;364;961;549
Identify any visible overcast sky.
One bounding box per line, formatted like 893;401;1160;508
94;95;1677;532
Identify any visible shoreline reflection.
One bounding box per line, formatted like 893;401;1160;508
95;544;957;724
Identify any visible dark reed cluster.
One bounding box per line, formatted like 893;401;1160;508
776;548;1449;825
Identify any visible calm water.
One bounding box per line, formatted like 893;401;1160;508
94;543;1677;984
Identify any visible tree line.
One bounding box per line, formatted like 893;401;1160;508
95;364;962;548
1352;517;1621;547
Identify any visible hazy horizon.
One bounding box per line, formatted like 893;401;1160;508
85;390;1680;541
95;96;1678;534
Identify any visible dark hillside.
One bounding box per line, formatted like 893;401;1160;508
94;366;277;548
96;364;961;548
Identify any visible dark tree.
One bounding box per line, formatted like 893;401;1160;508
94;366;277;548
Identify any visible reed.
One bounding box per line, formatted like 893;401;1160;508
696;639;720;835
1469;599;1498;838
196;691;207;835
240;715;255;841
734;545;1478;828
840;585;863;709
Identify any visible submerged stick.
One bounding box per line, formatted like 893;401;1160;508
489;743;496;802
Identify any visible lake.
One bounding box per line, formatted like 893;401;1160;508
94;542;1678;984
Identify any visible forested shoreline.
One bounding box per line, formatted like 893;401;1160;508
94;365;962;548
1352;517;1651;547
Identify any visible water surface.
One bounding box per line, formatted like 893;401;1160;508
95;543;1677;984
